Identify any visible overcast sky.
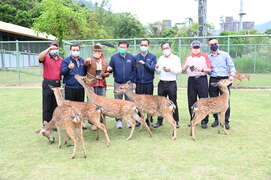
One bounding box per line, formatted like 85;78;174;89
93;0;270;29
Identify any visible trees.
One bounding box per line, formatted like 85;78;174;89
0;0;41;28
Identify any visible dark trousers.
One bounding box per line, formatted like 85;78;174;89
136;82;154;122
209;76;231;124
42;79;61;124
157;81;179;125
188;76;209;124
64;87;85;102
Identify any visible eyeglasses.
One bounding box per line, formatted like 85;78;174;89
192;46;200;49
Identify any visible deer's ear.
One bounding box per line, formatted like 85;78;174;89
132;83;136;89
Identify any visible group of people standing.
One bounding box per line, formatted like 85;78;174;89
38;38;236;131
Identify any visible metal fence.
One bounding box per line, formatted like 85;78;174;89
0;35;271;86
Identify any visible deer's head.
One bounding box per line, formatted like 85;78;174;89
35;122;55;144
114;81;136;94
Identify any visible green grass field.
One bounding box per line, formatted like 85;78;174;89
0;88;270;180
0;68;270;88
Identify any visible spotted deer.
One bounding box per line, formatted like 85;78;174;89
36;104;87;159
190;79;233;140
74;74;153;140
49;86;111;146
114;82;177;140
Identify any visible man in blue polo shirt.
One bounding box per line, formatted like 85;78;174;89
108;40;136;129
61;44;87;102
134;39;157;126
208;38;236;129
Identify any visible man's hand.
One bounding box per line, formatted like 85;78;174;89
107;66;112;72
163;67;171;72
84;58;91;65
194;66;203;72
68;62;75;69
49;45;58;51
138;60;145;65
229;76;235;81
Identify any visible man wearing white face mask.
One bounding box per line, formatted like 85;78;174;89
153;42;182;128
134;39;157;126
61;44;87;102
38;42;63;125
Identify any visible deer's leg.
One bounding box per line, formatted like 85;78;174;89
191;113;207;141
219;112;228;135
164;113;177;140
96;122;111;146
125;116;136;140
66;127;77;159
133;112;152;137
57;127;62;149
95;128;99;141
79;124;87;159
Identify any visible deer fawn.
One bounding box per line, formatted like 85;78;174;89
114;81;177;140
233;72;250;86
49;85;111;146
74;74;153;140
190;79;233;140
36;104;87;159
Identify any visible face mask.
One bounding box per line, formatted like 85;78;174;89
163;49;171;56
140;46;148;52
119;48;126;54
49;49;59;57
210;44;219;51
71;51;80;57
93;52;102;59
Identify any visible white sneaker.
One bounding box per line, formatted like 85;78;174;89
126;122;131;128
116;120;122;129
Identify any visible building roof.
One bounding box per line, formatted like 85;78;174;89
0;21;56;40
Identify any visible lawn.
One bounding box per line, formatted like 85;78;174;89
0;68;270;88
0;88;270;180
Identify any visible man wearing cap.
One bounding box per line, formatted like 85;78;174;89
85;44;110;130
208;38;236;129
134;39;157;127
182;40;211;129
38;43;63;125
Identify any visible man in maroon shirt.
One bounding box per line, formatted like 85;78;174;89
38;42;63;125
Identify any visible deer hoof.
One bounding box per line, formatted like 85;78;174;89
71;156;75;159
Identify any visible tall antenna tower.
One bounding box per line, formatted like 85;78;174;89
239;0;246;31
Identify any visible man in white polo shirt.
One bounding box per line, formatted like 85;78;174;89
153;42;182;128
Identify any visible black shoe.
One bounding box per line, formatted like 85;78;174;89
176;123;180;129
201;123;208;129
211;120;219;127
152;123;162;128
135;121;141;127
225;123;230;130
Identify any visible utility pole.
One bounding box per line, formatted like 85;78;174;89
239;0;246;31
198;0;207;36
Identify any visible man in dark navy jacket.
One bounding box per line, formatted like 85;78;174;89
108;40;136;129
134;39;157;126
61;44;87;102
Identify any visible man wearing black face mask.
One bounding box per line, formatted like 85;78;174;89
208;38;236;130
38;42;63;125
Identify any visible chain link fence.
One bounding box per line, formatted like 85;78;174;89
1;35;271;87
